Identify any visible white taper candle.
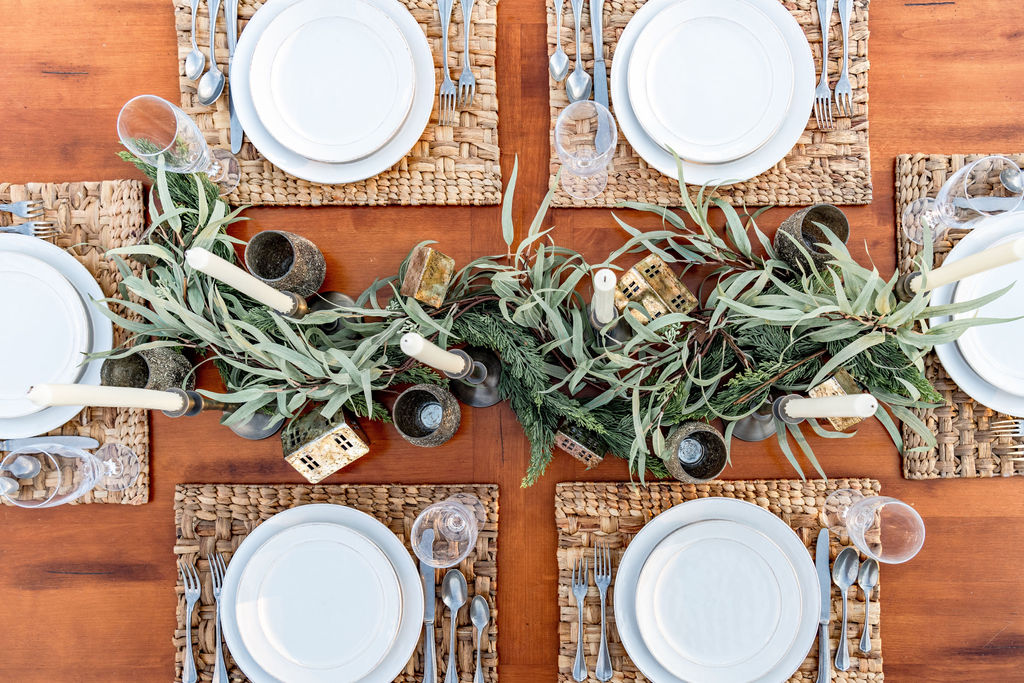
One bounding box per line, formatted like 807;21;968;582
784;394;878;419
27;384;186;412
592;269;617;325
400;333;470;375
185;247;296;314
912;237;1024;294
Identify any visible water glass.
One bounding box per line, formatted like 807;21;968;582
0;443;140;508
821;489;925;564
410;494;486;568
554;101;618;200
117;94;240;196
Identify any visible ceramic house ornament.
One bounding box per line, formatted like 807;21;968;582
281;410;371;483
613;254;698;322
400;245;456;308
555;423;605;467
808;369;865;431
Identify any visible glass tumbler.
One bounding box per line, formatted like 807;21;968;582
821;489;926;564
554;101;618;200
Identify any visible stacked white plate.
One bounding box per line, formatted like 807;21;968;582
611;0;814;185
931;213;1024;416
0;235;112;439
615;498;820;683
221;504;424;683
233;0;434;184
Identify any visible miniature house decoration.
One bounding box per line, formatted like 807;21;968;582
400;245;456;309
614;254;698;322
555;423;605;468
808;369;866;431
281;410;371;483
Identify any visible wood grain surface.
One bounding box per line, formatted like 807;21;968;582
1;0;1023;680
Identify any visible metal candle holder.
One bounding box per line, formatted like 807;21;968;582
244;230;326;298
731;395;806;442
663;421;729;483
588;305;631;346
444;347;502;408
161;388;285;440
894;272;921;303
392;384;461;447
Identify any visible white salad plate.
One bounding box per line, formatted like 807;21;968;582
614;498;819;683
932;214;1024;415
0;252;91;419
626;0;794;165
235;522;403;682
249;0;415;164
635;520;803;682
221;504;424;683
0;235;112;438
233;0;434;185
611;0;814;185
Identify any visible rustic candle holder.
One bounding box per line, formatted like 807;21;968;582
160;388;285;440
392;384;461;447
662;421;728;483
588;304;631;346
244;230;326;298
445;347;502;408
775;204;851;271
100;348;195;392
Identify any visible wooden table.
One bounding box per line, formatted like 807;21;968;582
2;0;1023;680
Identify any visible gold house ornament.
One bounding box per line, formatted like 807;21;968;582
400;245;456;308
808;369;866;431
554;423;605;468
614;254;698;322
281;410;371;483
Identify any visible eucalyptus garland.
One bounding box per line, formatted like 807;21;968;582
99;154;1004;486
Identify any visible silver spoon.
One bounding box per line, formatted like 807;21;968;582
565;0;592;102
857;558;879;653
470;595;489;683
549;0;570;82
196;0;226;106
1000;166;1024;195
441;569;468;683
185;0;205;81
832;547;860;672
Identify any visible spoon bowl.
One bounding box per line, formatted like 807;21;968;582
857;558;879;653
550;48;570;83
1001;166;1024;195
185;49;205;82
566;66;592;103
197;68;226;107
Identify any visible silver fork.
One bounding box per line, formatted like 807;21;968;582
209;553;230;683
834;0;853;118
991;419;1024;437
571;555;588;682
178;560;201;683
457;0;476;109
0;222;59;239
0;200;44;219
813;0;836;130
593;543;613;682
437;0;458;126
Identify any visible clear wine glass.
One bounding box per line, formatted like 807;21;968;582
117;94;240;196
0;443;141;508
554;101;618;200
821;489;926;564
901;155;1024;245
410;494;486;568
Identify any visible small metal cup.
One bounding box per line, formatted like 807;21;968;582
392;384;461;447
662;421;729;483
775;204;851;271
243;230;326;298
100;348;195;391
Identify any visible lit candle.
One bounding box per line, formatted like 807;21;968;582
592;269;617;325
912;236;1024;294
27;384;186;412
784;394;878;419
185;247;296;314
400;333;470;375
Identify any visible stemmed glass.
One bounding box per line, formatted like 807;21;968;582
117;94;240;196
410;493;486;568
901;155;1024;245
554;101;618;200
821;489;926;564
0;443;141;508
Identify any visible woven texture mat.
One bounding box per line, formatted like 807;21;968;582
173;484;498;682
546;0;871;208
895;153;1024;479
556;479;884;682
0;181;150;505
172;0;501;206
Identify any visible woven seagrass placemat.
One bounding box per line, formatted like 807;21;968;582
895;153;1024;479
556;479;884;682
546;0;872;208
173;483;498;682
0;180;150;505
172;0;501;206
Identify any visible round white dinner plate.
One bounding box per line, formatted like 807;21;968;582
627;0;794;164
249;0;415;163
614;497;819;683
236;523;403;682
0;235;112;439
232;0;434;184
635;520;802;682
611;0;814;185
931;214;1024;416
951;232;1024;396
221;504;424;683
0;252;91;418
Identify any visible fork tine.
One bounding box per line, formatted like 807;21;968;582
813;100;822;129
992;419;1021;427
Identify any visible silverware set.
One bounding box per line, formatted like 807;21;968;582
188;0;243;153
571;542;615;682
0;200;57;240
436;0;477;126
813;0;853;129
178;553;233;683
552;0;607;109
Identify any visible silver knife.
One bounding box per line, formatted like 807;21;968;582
815;529;832;683
589;0;607;110
952;196;1024;212
0;436;99;451
420;529;437;683
225;0;242;154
